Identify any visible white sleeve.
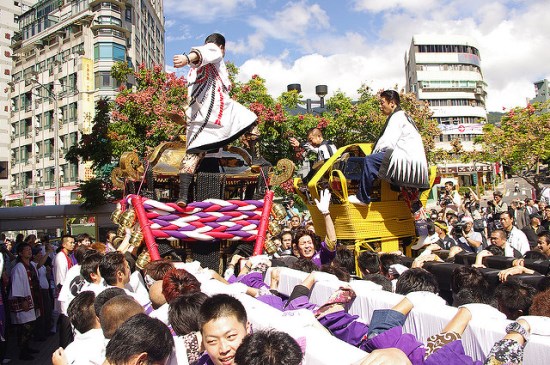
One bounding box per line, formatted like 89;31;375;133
373;113;404;153
190;43;223;67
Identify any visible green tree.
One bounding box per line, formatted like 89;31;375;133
66;98;119;209
476;101;550;195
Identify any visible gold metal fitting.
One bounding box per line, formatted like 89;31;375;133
119;209;136;228
271;203;287;221
136;251;151;270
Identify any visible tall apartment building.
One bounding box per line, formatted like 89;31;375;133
1;0;35;202
405;35;488;151
405;35;492;187
7;0;165;206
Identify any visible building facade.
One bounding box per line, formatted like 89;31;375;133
531;79;549;105
7;0;164;205
405;35;488;152
1;0;36;202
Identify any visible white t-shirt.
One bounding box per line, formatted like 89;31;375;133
508;227;530;255
64;328;106;365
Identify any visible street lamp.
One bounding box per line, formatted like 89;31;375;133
287;84;328;114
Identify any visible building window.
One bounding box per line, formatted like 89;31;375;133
94;43;126;61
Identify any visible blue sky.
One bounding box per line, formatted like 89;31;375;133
163;0;550;112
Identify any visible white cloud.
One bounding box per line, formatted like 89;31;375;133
163;0;256;23
352;0;439;13
229;1;330;55
238;52;404;104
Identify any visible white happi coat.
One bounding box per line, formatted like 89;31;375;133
374;109;429;189
185;44;256;153
9;262;38;324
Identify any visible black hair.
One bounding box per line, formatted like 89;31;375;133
357;251;381;275
363;273;392;291
81;252;103;283
537;276;550;292
199;294;247;331
452;287;493;307
76;233;92;243
380;90;400;106
451;266;489;294
169;292;208;336
395;268;439;295
379;253;401;277
204;33;225;48
74;245;90;265
320;264;350;282
99;252;126;286
331;248;355;275
68;291;96;334
494;281;537;320
289;258;318;273
523;250;547;260
94;287;126;318
105;313;173;364
486;245;505;256
234;329;303;365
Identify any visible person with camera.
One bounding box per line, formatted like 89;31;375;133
440;181;462;212
452;216;483;254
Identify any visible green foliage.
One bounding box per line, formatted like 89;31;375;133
478;101;550;193
66;97;112;170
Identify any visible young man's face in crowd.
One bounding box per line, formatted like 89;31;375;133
499;213;514;230
281;233;292;250
202;314;249;365
307;132;322;147
289;216;301;228
296;235;315;259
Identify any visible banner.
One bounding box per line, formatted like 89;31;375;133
439;123;484;135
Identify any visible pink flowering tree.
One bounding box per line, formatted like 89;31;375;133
476;101;550;195
109;62;188;157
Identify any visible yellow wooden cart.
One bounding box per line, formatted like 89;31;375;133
295;144;437;268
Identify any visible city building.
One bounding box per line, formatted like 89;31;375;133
531;79;549;105
1;0;35;202
405;35;493;191
405;35;488;152
6;0;165;206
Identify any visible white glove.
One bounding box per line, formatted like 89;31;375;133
405;291;446;309
315;189;331;215
459;303;506;321
517;316;550;336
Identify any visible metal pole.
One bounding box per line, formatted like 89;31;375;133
53;95;60;205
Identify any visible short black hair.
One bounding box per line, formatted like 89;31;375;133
234;329;303;365
169;292;208;336
199;294;247;332
68;291;96;334
290;258;318;273
451;266;489;294
379;253;401;277
363;273;392;291
495;281;537;320
523;250;547;260
204;33;225;48
357;251;380;275
332;248;355;275
81;252;103;283
395;268;438;295
486;245;505;256
380;90;400;106
94;287;126;318
99;252;126;286
105;314;173;364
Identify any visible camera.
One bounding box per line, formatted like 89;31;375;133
452;222;467;238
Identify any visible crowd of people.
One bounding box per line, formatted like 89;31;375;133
0;182;548;364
